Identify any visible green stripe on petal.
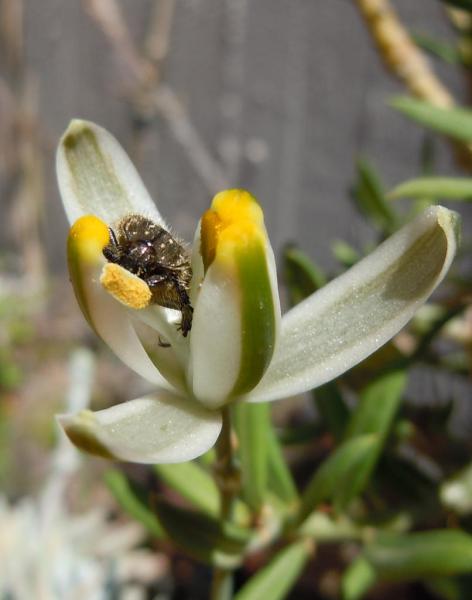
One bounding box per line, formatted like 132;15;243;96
189;190;280;408
231;238;277;396
58;392;222;464
249;206;459;403
57;119;164;226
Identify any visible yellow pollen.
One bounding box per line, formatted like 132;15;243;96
100;263;152;310
200;189;265;270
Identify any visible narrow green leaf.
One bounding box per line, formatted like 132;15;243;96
346;370;407;440
235;540;311;600
391;97;472;143
364;530;472;580
332;240;361;268
199;447;216;466
330;371;407;508
233;402;270;512
155;460;250;524
154;461;219;516
297;434;378;523
390;177;472;201
266;426;298;504
313;381;350;441
283;244;326;307
342;556;377;600
104;469;164;539
413;34;463;65
353;159;398;233
155;497;251;568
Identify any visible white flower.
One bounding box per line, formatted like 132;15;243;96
56;120;459;465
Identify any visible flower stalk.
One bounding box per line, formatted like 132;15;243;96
212;407;240;600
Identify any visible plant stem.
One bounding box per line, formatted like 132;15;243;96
215;406;240;520
210;568;233;600
211;407;240;600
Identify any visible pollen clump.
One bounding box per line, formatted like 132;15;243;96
100;263;152;309
200;189;265;270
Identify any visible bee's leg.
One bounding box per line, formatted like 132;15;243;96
102;227;121;263
179;303;193;337
147;274;193;336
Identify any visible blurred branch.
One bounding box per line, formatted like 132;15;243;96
82;0;228;193
82;0;155;92
354;0;453;106
154;86;229;193
0;0;47;295
0;0;23;74
145;0;176;67
9;75;47;291
354;0;472;168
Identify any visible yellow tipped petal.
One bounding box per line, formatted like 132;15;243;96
200;189;265;271
67;216;172;389
68;215;110;264
100;263;152;310
58;393;223;464
190;190;281;408
60;410;115;459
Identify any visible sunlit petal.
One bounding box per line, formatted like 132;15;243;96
58;392;222;464
189;190;281;408
248;206;459;402
57;119;164;227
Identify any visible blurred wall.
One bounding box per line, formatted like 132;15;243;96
1;0;470;275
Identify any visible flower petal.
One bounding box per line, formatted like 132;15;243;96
189;190;281;408
130;314;188;392
67;216;173;389
248;206;459;403
58;392;222;464
57;119;164;226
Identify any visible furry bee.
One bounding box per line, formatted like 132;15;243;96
103;214;193;336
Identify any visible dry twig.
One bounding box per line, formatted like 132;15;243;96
354;0;472;167
82;0;228;193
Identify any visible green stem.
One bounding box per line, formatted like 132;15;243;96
210;568;233;600
211;407;240;600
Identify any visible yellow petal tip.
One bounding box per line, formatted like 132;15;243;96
70;214;110;245
68;215;110;265
200;189;266;270
100;263;152;310
211;189;263;225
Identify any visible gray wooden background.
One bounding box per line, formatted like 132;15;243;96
12;0;469;274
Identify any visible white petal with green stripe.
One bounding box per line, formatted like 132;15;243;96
248;206;459;403
57;119;164;227
58;392;222;464
189;190;280;409
67;215;172;389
